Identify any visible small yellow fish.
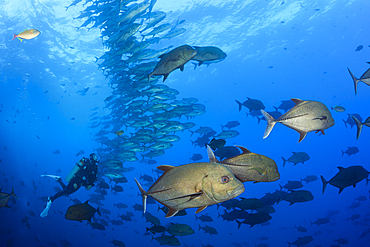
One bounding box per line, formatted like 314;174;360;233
115;130;124;136
13;29;41;41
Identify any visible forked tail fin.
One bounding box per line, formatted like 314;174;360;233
347;68;359;95
261;110;276;139
320;175;328;194
235;100;243;111
134;178;147;213
351;115;363;140
11;186;18;199
281;157;287;167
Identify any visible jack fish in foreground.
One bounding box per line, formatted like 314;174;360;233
207;145;280;183
148;45;197;82
135;163;245;218
261;98;334;142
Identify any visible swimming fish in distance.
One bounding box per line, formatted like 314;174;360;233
13;29;41;41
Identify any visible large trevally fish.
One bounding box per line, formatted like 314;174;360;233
148;45;197;82
135;162;244;217
261;98;334;142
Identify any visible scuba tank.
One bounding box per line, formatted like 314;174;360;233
65;159;84;183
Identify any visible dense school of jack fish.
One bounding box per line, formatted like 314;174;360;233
2;0;370;246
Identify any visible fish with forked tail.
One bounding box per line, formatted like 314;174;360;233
148;45;197;82
261;98;334;142
347;62;370;95
134;162;245;218
321;165;369;194
207;145;280;183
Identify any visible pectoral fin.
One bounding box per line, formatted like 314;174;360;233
250;167;266;176
163;192;202;202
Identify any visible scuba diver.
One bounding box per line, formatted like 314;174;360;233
40;153;99;217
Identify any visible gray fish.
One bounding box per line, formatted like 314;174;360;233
282;181;303;191
216;130;239;139
295;225;307;232
301;175;318;184
341;147;359;157
283;190;313;205
311;217;329;226
261;98;334;142
161;28;186;39
348;62;370;95
343;113;362;129
199;225;218;234
221;121;240;130
277;100;295;112
321;165;370;194
331;105;345;112
152;235;180;246
166;223;194;236
191;46;227;67
134;162;244;217
235;212;272;228
236;97;265;112
355;45;363;52
189;153;203;161
148;45;197;82
288;236;313;247
195;214;213;222
110;239;126;247
282;152;310;167
65;201;100;222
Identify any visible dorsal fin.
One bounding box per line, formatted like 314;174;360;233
84;200;89;204
206;145;219;162
235;145;252;154
290;98;304;105
337;166;345;171
157;165;175;173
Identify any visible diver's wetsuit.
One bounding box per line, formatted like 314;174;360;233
50;157;98;202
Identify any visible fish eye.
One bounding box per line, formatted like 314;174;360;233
221;176;230;183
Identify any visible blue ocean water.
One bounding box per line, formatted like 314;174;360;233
1;0;370;246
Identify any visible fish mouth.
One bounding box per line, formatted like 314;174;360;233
227;185;245;198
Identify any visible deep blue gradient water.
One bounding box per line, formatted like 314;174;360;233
1;0;370;246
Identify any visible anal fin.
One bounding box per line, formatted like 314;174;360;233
165;207;179;218
298;131;307;142
195;206;207;214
